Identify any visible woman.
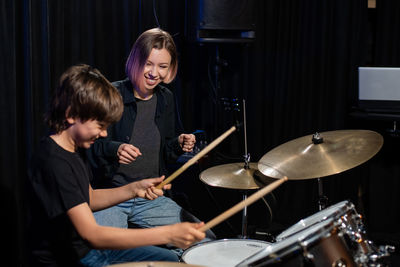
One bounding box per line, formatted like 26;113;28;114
88;28;215;255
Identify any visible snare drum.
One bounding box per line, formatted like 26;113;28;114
181;239;271;267
237;219;356;267
276;200;376;265
277;200;359;240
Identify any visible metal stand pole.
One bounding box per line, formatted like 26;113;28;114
241;99;250;238
241;192;248;238
317;178;328;210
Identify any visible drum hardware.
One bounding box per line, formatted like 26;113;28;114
199;177;288;233
252;130;390;266
195;129;389;266
354;242;395;267
313;132;329;210
237;218;357;267
200;100;277;238
241;99;250;238
270;201;394;267
312;132;331;211
367;244;395;266
199;161;278;238
317;178;328;211
241;188;249;238
300;242;315;263
299;242;350;267
333;258;348;267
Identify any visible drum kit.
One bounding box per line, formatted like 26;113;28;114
181;128;395;266
111;102;395;266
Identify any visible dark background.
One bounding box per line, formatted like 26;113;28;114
1;0;400;265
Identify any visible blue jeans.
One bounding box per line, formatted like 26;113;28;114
94;196;215;257
80;246;179;267
94;196;182;228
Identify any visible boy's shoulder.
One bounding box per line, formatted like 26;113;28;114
32;137;77;170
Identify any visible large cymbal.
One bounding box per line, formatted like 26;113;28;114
258;130;383;180
200;162;272;189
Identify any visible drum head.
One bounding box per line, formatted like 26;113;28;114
182;239;271;267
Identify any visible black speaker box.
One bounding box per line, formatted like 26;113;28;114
185;0;256;43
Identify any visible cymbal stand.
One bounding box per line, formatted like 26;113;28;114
317;178;328;210
241;99;250;238
313;133;328;210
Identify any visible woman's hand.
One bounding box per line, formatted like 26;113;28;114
178;134;196;152
117;144;142;164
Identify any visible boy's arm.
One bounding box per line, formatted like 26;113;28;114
68;202;205;249
88;177;170;211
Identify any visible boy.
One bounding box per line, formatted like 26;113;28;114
26;64;205;266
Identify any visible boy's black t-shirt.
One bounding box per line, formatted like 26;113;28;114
26;136;92;266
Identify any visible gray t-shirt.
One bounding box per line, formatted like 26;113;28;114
114;94;161;184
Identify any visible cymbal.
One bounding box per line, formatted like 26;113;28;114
258;130;383;180
200;162;272;189
107;262;204;267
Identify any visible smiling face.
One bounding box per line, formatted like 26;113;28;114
135;48;172;99
67;118;108;150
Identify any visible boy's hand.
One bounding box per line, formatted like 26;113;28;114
132;176;171;200
166;222;205;249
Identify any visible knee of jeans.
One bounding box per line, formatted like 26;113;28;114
160;249;180;262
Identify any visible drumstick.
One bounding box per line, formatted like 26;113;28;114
199;176;288;232
156;125;237;189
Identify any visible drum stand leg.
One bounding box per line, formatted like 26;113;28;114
239;191;248;239
242;192;248;238
240;103;250;239
318;178;328;210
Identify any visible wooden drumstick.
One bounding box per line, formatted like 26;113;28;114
156;125;237;189
199;176;288;232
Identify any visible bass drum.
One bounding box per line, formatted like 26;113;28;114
237;218;356;267
181;239;271;267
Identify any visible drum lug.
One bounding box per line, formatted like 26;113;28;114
339;216;364;243
302;251;316;266
304;252;315;261
367;245;396;266
354;242;395;266
300;242;315;265
332;258;348;267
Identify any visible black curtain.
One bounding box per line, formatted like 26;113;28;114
244;0;368;227
2;0;400;266
176;0;371;235
362;0;400;246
